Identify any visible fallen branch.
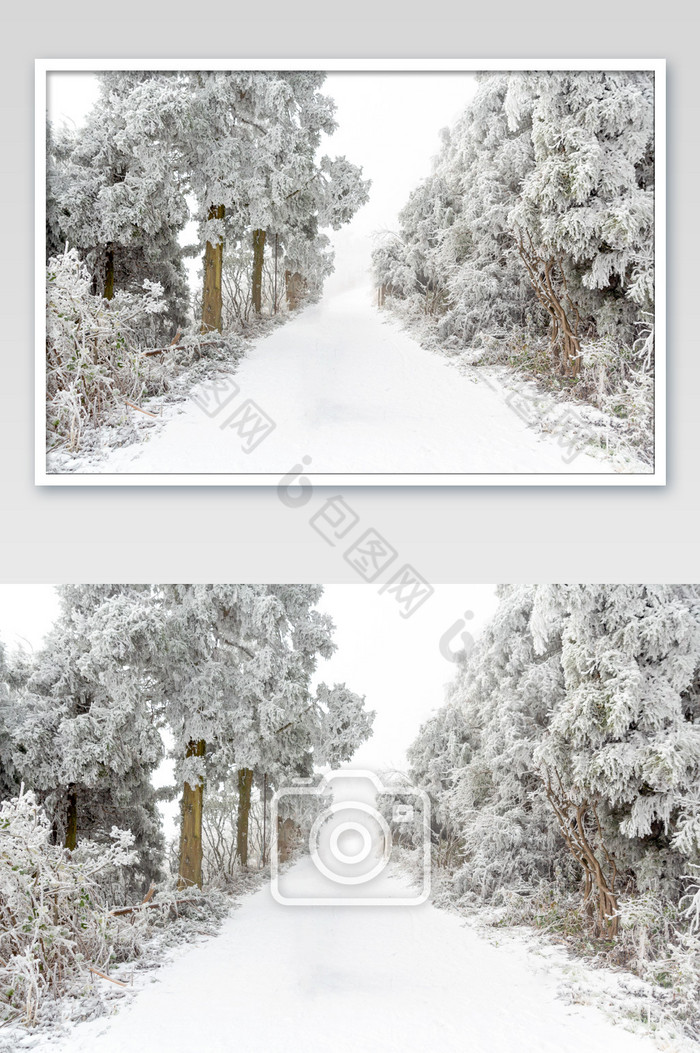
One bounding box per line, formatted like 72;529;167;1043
141;341;226;357
124;400;159;418
141;344;185;357
110;897;201;917
89;968;128;988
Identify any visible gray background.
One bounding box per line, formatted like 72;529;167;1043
2;2;697;584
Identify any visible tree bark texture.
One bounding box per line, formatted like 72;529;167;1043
201;205;225;333
64;788;78;851
236;767;254;866
178;739;206;888
252;228;266;315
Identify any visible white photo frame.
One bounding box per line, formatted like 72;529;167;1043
36;58;666;486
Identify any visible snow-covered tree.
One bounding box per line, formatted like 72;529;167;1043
15;585;165;889
0;642;22;801
111;71;370;330
408;585;700;938
377;71;655;380
531;585;700;934
509;71;654;375
146;585;373;882
48;75;190;337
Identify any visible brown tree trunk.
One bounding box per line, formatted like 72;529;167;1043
178;739;206;888
236;767;254;866
543;773;618;937
516;237;582;378
252;229;266;315
201;205;225;333
65;788;78;851
103;244;115;301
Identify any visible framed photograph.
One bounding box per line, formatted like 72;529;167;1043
36;59;665;486
2;582;699;1049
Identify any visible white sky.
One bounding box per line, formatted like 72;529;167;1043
0;584;61;654
45;70;478;294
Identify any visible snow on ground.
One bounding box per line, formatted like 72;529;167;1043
33;857;670;1053
55;287;627;477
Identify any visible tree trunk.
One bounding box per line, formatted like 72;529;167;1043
201;205;225;333
236;767;254;866
285;270;305;311
543;773;619;937
252;229;266;315
65;788;78;851
178;739;206;888
103;244;115;301
516;238;582;378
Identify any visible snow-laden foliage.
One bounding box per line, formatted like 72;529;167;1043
408;585;700;1033
14;586;165;892
376;71;654;352
143;586;372;788
150;586;373;882
0;789;137;1025
0;789;243;1032
0;644;23;801
374;71;656;462
47;80;190;333
46;249;168;451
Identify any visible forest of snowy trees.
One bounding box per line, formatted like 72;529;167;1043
407;585;700;1038
45;72;369;453
0;585;373;1025
372;72;656;465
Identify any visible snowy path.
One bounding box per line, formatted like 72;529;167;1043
49;858;660;1053
76;287;617;476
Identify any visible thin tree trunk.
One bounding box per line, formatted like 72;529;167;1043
201;205;225;333
543;772;618;937
65;788;78;851
516;237;582;378
236;767;254;866
262;773;268;866
273;235;278;315
103;244;115;301
252;229;266;315
178;739;206;888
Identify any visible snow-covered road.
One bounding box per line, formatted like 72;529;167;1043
75;287;619;477
49;858;660;1053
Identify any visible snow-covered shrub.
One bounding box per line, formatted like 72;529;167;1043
0;789;137;1025
46;249;167;451
0;789;239;1029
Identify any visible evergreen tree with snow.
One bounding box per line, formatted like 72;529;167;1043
376;71;655;380
15;585;165;890
0;642;23;801
48;76;190;339
145;585;373;882
409;584;700;938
